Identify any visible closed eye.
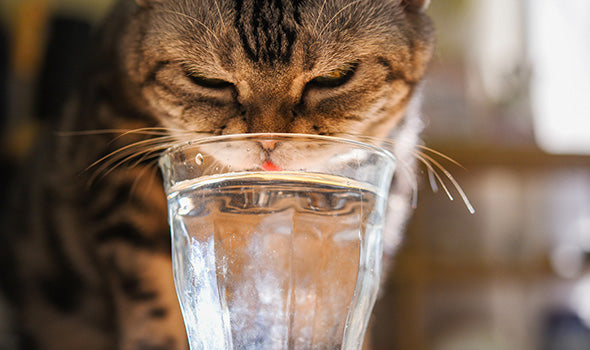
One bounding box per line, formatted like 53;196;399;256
308;62;358;88
184;70;233;89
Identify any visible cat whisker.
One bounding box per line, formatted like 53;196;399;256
413;151;454;201
89;141;175;185
86;135;179;172
57;127;196;140
107;128;201;145
60;128;205;174
86;129;212;180
91;131;198;175
87;139;186;186
114;126;189;134
339;133;474;213
344;133;421;207
415;150;475;214
416;144;466;170
128;138;184;169
57;128;171;137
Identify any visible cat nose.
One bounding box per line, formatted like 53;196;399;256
258;140;278;152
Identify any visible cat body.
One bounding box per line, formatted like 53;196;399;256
1;0;433;349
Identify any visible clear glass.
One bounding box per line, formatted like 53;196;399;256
159;133;396;350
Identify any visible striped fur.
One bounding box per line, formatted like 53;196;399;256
1;0;434;349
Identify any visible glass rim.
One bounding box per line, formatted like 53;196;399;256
160;132;396;161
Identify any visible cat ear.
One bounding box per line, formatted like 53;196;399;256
402;0;431;12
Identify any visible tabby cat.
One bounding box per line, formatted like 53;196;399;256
1;0;434;348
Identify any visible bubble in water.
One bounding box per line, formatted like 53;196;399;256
195;153;204;165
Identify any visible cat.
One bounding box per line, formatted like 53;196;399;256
0;0;434;349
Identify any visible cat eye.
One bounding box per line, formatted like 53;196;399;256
185;71;233;89
309;63;358;88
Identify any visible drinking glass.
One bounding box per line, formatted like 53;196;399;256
159;133;396;350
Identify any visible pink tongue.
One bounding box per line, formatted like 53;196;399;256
262;160;281;171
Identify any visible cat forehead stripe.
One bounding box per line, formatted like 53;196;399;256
234;0;302;64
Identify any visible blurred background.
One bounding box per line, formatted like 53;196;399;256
0;0;589;349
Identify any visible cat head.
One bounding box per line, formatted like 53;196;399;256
117;0;433;137
109;0;433;169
